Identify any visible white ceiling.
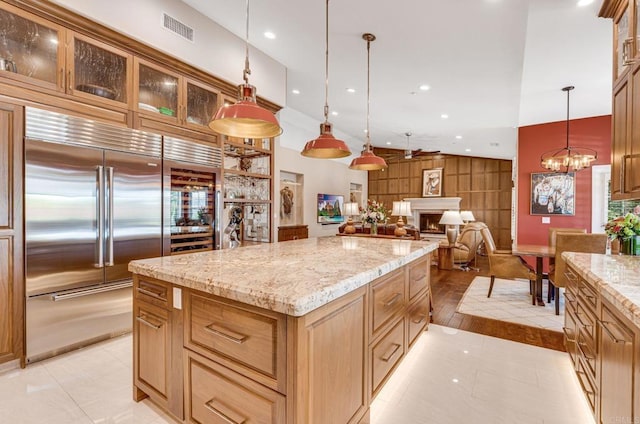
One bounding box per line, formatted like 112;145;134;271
182;0;612;160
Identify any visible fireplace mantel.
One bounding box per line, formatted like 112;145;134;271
403;197;462;237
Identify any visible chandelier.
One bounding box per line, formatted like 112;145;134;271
540;86;597;172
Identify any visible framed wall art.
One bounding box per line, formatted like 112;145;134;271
422;168;443;197
530;172;575;215
317;193;345;224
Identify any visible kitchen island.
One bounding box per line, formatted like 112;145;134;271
563;253;640;424
129;236;437;424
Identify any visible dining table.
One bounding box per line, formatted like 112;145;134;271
511;244;555;306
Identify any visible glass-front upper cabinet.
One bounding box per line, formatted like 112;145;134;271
135;59;180;123
135;58;220;132
185;79;219;130
0;3;64;90
67;33;132;107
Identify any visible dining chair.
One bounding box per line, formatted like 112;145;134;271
547;227;587;302
452;222;486;271
479;227;536;298
548;233;607;315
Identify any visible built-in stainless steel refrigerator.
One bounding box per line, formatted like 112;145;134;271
25;107;163;363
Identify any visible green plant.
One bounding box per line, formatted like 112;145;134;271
604;212;640;240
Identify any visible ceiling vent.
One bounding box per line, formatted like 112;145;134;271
162;13;194;42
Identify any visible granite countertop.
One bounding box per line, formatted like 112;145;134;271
563;252;640;328
129;236;437;317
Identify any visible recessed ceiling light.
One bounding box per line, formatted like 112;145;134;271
452;378;459;383
386;141;391;145
419;84;430;91
577;0;594;6
441;114;449;119
264;31;276;39
291;89;300;94
465;148;471;152
331;111;338;116
346;88;356;93
455;135;462;139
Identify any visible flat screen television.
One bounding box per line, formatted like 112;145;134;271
317;193;345;224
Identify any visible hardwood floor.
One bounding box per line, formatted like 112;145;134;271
430;255;566;351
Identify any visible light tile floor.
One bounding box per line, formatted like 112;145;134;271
0;324;593;424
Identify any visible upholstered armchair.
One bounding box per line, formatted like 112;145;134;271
548;233;607;315
546;227;586;302
479;226;536;298
452;222;486;271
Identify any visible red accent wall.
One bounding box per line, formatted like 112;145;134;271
517;115;611;249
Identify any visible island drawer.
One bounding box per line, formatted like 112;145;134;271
184;291;286;390
370;268;406;338
577;278;598;314
370;318;405;398
408;256;429;301
407;292;429;347
134;277;171;309
185;350;285;424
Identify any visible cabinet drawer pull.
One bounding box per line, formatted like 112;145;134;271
564;292;576;303
563;270;578;284
384;293;402;307
576;339;595;361
380;343;401;363
204;398;246;424
137;286;165;301
575;369;594;395
136;315;161;330
578;287;595;300
204;323;248;344
68;70;72;91
599;319;630;344
562;326;575;342
412;315;427;325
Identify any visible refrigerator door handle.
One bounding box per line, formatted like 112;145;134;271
51;280;132;301
96;165;104;268
106;166;115;266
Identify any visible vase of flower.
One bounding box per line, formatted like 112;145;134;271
361;199;388;237
622;238;633;255
371;221;378;235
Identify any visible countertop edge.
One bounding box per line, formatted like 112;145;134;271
130;239;437;316
563;252;640;328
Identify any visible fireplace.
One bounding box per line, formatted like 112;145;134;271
403;197;462;239
419;213;445;234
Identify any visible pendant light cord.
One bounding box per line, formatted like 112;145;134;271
365;35;372;151
323;0;329;122
243;0;251;84
564;86;574;151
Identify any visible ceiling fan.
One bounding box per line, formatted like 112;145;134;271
379;132;440;160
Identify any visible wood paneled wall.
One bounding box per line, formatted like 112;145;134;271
368;152;513;249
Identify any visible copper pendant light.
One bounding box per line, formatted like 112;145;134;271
208;0;283;139
540;86;597;172
301;0;351;158
349;33;387;171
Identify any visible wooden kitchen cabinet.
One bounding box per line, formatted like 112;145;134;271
66;32;133;109
0;3;65;92
598;297;640;424
133;276;183;420
133;254;432;423
0;101;24;366
602;0;640;200
134;58;220;135
564;262;640;424
278;225;308;241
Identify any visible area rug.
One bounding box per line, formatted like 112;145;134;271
456;276;564;332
